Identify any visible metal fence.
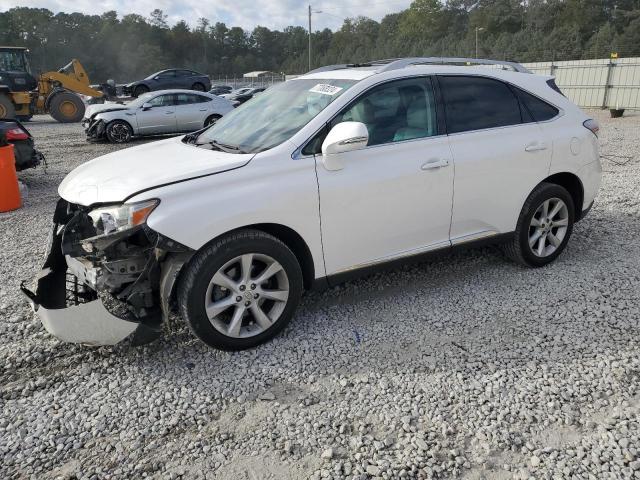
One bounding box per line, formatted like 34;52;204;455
209;74;285;89
522;57;640;110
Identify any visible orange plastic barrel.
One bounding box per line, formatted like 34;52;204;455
0;144;22;212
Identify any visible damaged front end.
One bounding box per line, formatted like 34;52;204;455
84;117;107;142
21;198;192;346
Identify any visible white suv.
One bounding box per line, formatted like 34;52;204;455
22;57;602;350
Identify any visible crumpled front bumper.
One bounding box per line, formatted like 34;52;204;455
20;217;161;347
84;118;106;141
22;285;139;346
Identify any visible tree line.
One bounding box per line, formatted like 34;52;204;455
1;0;640;83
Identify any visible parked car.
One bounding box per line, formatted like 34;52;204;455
209;85;233;95
219;87;254;99
229;87;266;107
123;69;211;97
83;90;234;143
23;57;602;351
0;118;44;170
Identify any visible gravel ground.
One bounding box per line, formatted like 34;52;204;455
1;112;639;480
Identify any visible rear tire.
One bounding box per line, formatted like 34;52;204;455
49;92;85;123
504;182;575;267
204;114;221;127
178;230;303;350
133;85;149;98
105;120;133;143
0;94;16;118
192;83;205;91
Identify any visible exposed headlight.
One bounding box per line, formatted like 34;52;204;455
88;199;159;237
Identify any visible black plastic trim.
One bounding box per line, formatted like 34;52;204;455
311;232;514;291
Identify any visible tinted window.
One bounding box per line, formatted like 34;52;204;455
516;88;559;122
156;71;175;79
176;93;209;104
439;76;521;134
333;77;438;146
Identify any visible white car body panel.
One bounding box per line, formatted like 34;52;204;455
128;140;326;278
447;122;552;239
315;135;454;275
58;136;253;205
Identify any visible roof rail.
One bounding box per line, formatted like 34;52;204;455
306;57;531;75
375;57;532;73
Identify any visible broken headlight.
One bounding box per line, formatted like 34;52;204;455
88;199;159;237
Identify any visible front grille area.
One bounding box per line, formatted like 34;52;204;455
65;273;97;306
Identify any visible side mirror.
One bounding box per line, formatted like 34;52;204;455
142;102;153;110
321;122;369;171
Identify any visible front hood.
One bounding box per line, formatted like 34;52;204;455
59;137;254;205
85;103;128;119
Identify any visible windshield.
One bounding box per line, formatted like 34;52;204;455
126;92;156;109
144;71;164;80
197;78;357;153
0;50;28;72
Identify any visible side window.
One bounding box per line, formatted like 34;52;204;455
333;77;438;146
515;88;559;122
175;93;208;105
439;76;521;134
156;71;175;79
148;94;173;107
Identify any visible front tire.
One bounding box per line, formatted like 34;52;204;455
0;93;16;118
178;230;303;350
504;182;575;267
105;120;133;143
49;92;85;123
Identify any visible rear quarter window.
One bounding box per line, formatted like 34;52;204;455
515;88;560;122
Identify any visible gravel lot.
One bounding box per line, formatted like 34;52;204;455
1;112;639;480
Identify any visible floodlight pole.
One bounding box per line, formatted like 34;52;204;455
308;5;312;71
475;27;485;58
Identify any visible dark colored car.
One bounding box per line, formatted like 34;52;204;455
0;119;44;171
123;69;211;97
229;87;266;107
209;85;233;95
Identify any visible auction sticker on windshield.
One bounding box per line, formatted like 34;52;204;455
309;84;343;96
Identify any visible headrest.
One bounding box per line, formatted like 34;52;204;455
406;103;429;129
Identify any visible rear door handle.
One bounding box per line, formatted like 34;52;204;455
165;111;174;115
421;158;450;170
525;142;548;152
199;108;207;111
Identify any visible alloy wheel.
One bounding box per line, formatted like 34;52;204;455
204;253;289;338
108;123;131;143
528;197;569;257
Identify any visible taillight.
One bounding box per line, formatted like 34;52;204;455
5;128;29;141
583;119;599;137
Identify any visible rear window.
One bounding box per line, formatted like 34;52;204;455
439;76;522;134
517;88;560;122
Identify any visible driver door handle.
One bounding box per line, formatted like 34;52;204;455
525;142;548;152
421;158;450;170
165;111;174;115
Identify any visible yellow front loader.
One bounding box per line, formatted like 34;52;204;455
0;47;103;123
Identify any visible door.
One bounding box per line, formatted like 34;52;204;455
153;70;178;89
438;75;553;243
174;93;209;131
136;93;177;134
314;77;455;275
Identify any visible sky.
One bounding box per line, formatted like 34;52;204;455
0;0;414;31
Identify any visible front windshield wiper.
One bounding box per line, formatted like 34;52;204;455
208;139;247;154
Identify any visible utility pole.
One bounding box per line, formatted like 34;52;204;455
308;5;312;71
475;27;485;58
